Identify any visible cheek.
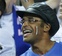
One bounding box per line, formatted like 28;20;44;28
33;26;37;34
37;26;44;35
33;26;39;35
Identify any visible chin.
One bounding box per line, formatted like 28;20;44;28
23;39;32;43
23;38;29;42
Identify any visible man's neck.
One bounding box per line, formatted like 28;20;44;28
31;40;55;55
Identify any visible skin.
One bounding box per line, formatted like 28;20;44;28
20;0;47;9
20;0;61;9
22;15;55;54
58;1;62;19
21;0;34;9
20;0;61;54
22;16;44;43
5;0;16;14
46;0;61;9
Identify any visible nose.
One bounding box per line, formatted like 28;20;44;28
22;21;29;27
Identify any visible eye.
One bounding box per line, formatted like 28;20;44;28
27;17;34;23
29;19;34;23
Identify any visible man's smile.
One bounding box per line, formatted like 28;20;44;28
23;29;32;37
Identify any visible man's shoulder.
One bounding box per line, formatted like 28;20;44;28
53;42;62;55
55;42;62;47
59;42;62;47
54;42;62;51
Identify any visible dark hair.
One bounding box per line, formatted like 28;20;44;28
0;0;6;17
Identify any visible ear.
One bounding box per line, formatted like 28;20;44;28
43;23;51;32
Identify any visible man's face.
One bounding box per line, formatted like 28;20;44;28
22;15;44;44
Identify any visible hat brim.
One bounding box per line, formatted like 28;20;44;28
16;10;43;18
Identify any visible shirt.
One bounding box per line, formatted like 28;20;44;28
0;13;15;56
20;42;62;56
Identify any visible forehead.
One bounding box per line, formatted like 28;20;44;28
23;15;42;20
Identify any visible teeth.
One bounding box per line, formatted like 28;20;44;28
23;30;32;37
24;33;30;37
24;30;32;34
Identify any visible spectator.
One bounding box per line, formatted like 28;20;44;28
21;0;62;42
0;0;15;56
16;3;62;56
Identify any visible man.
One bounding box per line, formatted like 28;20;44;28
21;0;62;42
0;0;30;56
16;3;62;56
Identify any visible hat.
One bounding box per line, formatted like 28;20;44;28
16;3;59;37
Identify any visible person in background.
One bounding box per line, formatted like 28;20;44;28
0;0;15;56
20;0;47;9
16;3;62;56
0;0;5;50
46;0;61;9
0;0;30;56
58;0;62;19
0;0;16;56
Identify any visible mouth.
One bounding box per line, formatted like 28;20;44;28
23;29;32;37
